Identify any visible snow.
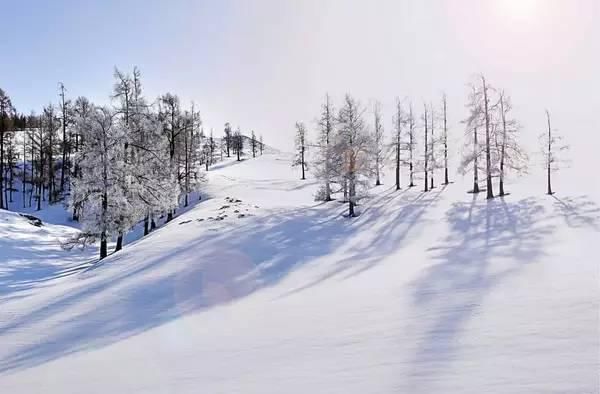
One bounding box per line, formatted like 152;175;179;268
0;153;598;393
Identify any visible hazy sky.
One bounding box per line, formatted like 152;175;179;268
1;0;598;156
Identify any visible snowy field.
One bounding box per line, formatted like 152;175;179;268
0;153;598;393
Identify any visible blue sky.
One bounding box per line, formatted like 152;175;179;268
1;0;598;155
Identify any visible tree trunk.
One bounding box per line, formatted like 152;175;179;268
0;126;4;210
409;120;415;187
348;178;355;217
301;146;305;180
100;230;107;260
430;107;435;190
394;131;399;190
499;95;507;197
115;233;123;251
482;76;494;199
424;106;429;192
473;128;480;194
443;97;449;185
546;111;553;195
144;215;149;236
376;158;381;186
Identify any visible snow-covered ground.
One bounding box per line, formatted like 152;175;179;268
0;153;598;393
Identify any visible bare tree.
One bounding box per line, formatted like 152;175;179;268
430;103;436;190
209;129;215;164
42;104;59;203
314;94;336;201
233;127;243;161
497;91;528;196
481;75;495;199
423;103;429;192
461;80;492;195
251;130;257;158
293;122;308;180
58;82;71;193
224;123;232;157
259;135;264;155
159;93;182;222
336;95;373;217
392;99;403;190
541;110;568;195
407;103;416;188
373;101;384;186
0;89;13;209
442;94;450;185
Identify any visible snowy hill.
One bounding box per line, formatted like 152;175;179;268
0;153;598;393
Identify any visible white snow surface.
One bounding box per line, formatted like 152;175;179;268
0;153;598;393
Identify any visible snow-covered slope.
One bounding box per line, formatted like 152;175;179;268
0;153;598;393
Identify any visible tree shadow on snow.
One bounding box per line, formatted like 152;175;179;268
405;193;589;386
551;195;600;231
0;186;441;375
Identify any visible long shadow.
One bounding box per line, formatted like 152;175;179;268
0;184;439;375
551;195;600;231
279;187;446;298
0;203;353;375
407;195;556;384
208;158;247;171
0;222;97;297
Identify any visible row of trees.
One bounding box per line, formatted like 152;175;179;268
294;75;568;217
1;68;266;259
223;123;264;162
294;93;453;217
461;75;568;198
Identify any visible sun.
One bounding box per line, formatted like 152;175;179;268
496;0;539;20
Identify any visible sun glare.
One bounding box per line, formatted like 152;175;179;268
497;0;539;20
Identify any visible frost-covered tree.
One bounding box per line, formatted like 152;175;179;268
233;128;243;161
391;99;408;191
496;91;527;196
423;103;429;192
202;137;211;171
251;130;257;158
429;103;437;190
541;110;568;195
121;69;179;235
70;97;92;220
180;105;204;207
131;110;179;235
314;94;336;201
58;82;72;193
208;129;216;165
372;101;384;186
0;89;14;209
293;121;308;180
461;76;497;198
224;123;232;158
259;135;264;155
71;106;130;260
406;103;417;188
479;75;496;199
42;104;60;203
336;94;373;217
461;84;486;194
158;93;183;222
442;94;450;185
